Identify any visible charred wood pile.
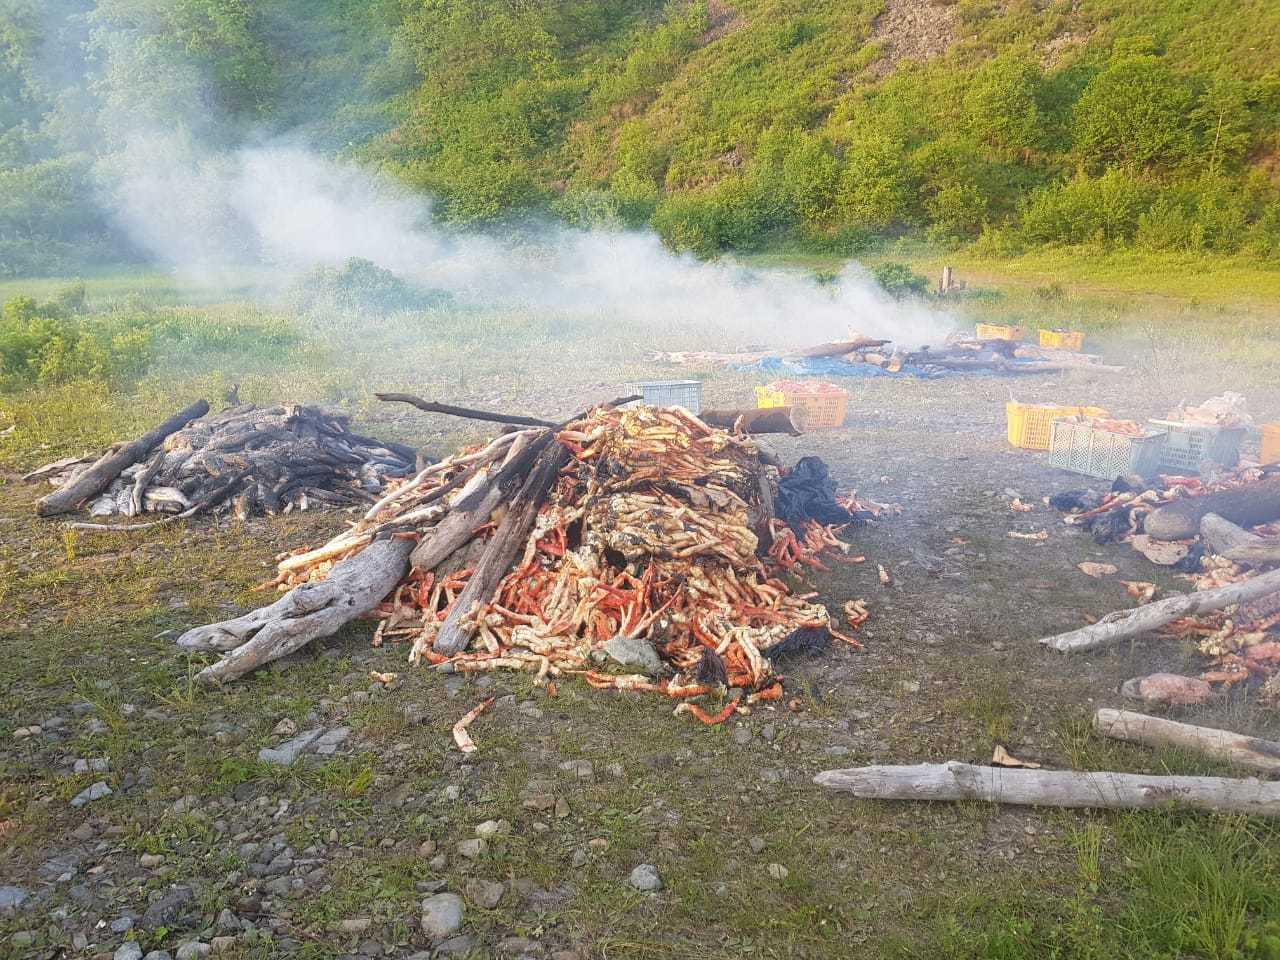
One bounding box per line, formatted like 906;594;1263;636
27;402;417;527
179;401;876;719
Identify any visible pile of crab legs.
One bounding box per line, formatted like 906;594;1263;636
274;405;875;728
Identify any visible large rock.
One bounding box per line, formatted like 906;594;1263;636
420;893;464;940
115;942;144;960
141;886;194;928
0;886;28;915
70;781;112;807
258;729;323;766
602;635;664;675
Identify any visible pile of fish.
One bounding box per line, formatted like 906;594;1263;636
271;404;874;721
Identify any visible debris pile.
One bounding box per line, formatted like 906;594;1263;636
1050;464;1280;696
28;402;416;525
180;403;877;720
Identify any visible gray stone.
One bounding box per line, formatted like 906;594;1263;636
434;934;479;956
144;952;174;960
628;864;662;892
474;819;509;839
174;943;211;960
11;931;36;949
210;936;237;953
420;893;464;940
70;780;112;807
313;726;351;756
139;853;164;868
464;879;504;909
732;726;751;745
115;942;144;960
748;837;766;854
111;916;135;933
141;886;194;928
603;635;664;674
455;838;486;859
0;886;27;913
258;728;323;766
216;908;239;932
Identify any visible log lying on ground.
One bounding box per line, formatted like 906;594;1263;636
1039;566;1280;653
178;537;414;685
376;393;557;428
1200;512;1263;556
699;407;800;435
792;336;890;358
814;761;1280;816
1093;708;1280;776
1145;475;1280;541
433;441;570;657
36;399;210;516
1225;539;1280;566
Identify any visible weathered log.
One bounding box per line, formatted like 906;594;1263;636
814;761;1280;816
410;475;505;571
1093;708;1280;775
1039;567;1280;652
1225;540;1280;566
129;451;165;516
36;400;210;516
22;456;90;483
1200;512;1262;556
178;536;414;684
433;442;570;657
699;408;800;435
791;336;890;359
375;393;557;428
1145;475;1280;541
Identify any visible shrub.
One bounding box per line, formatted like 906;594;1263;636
871;262;929;298
1018;169;1148;246
0;295;154;391
289;258;451;314
652;176;790;255
1071;55;1196;170
964;53;1045;153
834;133;914;230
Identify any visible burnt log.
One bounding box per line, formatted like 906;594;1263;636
1145;475;1280;541
36;400;210;516
433;441;570;657
699;408;800;435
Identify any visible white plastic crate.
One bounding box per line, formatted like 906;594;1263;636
626;379;702;413
1049;420;1167;479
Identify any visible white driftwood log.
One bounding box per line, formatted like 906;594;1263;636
1094;708;1280;775
1039;566;1280;653
178;536;413;685
814;762;1280;816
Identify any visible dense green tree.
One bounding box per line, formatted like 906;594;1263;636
1071;55;1196;170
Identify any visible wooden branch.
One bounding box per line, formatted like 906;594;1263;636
178;537;414;685
1039;567;1280;653
410;475;505;571
1201;512;1262;556
1145;475;1280;541
1093;708;1280;776
375;393;556;428
791;336;890;359
36;400;210;516
814;762;1280;816
699;408;800;435
433;442;569;656
129;451;164;516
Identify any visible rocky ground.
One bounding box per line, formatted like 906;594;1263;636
2;328;1279;960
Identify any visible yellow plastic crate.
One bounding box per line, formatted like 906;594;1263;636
1039;329;1085;351
976;323;1026;341
1007;402;1109;451
1263;423;1280;465
756;382;849;431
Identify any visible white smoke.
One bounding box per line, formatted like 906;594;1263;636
101;132;955;349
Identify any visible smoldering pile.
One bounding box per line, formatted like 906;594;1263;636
179;403;876;722
28;400;417;525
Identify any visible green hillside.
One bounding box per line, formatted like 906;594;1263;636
3;0;1280;273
